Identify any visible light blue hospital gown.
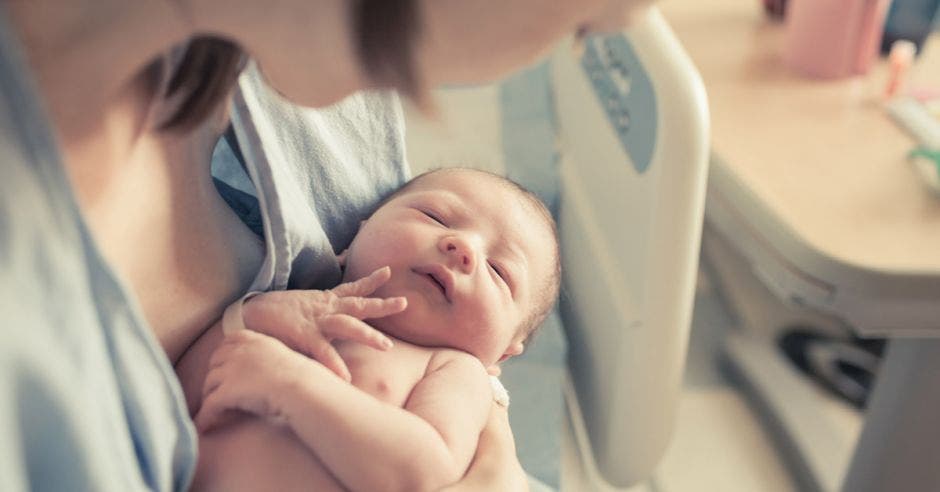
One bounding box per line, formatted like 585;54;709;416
0;13;196;492
0;11;410;492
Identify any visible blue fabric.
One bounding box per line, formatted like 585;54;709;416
214;177;265;238
220;65;409;292
0;11;196;492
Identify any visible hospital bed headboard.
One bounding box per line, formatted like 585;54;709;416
553;9;709;487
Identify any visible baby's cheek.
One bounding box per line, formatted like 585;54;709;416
462;305;505;341
344;247;394;283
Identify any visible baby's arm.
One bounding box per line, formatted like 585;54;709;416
290;350;493;491
196;330;492;492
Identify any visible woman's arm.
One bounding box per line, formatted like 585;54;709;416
442;405;530;492
196;330;492;492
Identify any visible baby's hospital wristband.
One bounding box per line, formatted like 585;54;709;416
490;376;510;407
221;291;263;335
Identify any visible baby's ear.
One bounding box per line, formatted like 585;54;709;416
337;249;348;266
488;340;525;376
497;340;525;363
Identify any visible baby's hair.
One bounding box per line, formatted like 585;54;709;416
377;168;561;345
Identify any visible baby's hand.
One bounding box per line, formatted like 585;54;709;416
195;329;315;432
239;267;406;381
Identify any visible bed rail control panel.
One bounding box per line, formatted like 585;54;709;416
582;35;658;174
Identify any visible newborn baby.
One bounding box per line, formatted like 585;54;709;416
179;168;560;491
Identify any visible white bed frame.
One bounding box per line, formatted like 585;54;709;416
552;9;709;489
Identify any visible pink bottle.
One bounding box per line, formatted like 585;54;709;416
783;0;893;78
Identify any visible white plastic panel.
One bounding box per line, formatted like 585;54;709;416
552;8;709;487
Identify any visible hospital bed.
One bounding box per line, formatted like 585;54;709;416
403;8;709;490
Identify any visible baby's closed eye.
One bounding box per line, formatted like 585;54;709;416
421;209;447;226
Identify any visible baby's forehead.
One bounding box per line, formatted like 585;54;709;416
406;168;505;193
411;175;545;233
406;170;531;212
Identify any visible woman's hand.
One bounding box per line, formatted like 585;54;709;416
442;404;529;492
239;266;406;381
195;329;321;432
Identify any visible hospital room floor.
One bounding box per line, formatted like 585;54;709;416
403;88;800;492
639;265;799;492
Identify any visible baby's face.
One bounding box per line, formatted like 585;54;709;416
342;170;554;367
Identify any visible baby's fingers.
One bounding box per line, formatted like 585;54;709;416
334;295;407;320
201;366;224;402
195;375;245;433
307;338;352;382
194;392;226;433
321;314;395;351
330;267;391;297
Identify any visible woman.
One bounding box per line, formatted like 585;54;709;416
0;0;652;490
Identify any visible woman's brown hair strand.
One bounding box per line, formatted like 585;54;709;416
159;37;246;132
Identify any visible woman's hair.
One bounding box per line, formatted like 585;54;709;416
158;37;246;131
354;0;423;103
159;0;422;132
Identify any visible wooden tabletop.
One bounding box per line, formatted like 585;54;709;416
660;0;940;274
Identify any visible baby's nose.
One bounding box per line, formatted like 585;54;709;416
440;235;476;273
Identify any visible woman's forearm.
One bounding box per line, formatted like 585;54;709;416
442;405;529;492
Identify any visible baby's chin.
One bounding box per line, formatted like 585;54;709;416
368;309;421;341
369;311;501;365
369;308;454;350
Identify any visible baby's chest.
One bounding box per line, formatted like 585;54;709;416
334;341;432;407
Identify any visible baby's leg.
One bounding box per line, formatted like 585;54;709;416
193;414;344;492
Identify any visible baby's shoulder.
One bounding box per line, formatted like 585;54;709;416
426;348;487;376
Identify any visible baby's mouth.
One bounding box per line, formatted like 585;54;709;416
427;273;446;295
412;266;452;303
